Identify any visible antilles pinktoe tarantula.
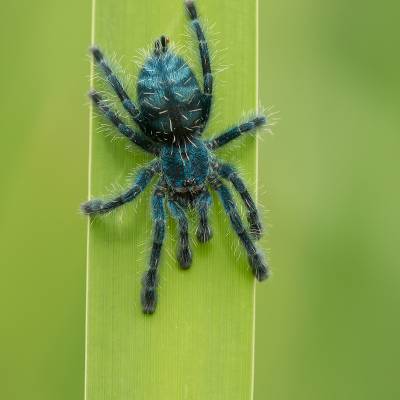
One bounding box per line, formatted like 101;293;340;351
82;0;269;314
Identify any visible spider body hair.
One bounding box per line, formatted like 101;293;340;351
82;0;270;314
138;51;204;142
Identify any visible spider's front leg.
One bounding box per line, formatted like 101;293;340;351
210;176;268;281
195;190;213;243
81;161;159;215
141;183;166;314
168;200;192;269
216;162;263;240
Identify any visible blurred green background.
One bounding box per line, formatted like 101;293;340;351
0;0;399;399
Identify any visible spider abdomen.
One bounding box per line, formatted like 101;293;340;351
137;51;204;141
160;138;209;191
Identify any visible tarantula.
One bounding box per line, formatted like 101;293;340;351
82;0;269;314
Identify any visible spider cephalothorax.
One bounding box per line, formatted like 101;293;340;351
82;0;269;314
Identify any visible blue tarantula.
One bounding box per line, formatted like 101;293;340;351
82;0;269;314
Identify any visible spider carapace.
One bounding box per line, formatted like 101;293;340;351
82;0;269;314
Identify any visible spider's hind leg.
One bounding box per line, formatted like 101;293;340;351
195;190;213;243
168;200;192;269
210;176;268;281
185;0;213;125
91;46;146;132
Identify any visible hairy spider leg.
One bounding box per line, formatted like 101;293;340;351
91;47;147;132
208;115;266;150
168;200;192;269
210;176;268;281
195;190;213;242
89;90;158;155
216;162;263;240
185;0;213;126
81;161;159;215
141;183;166;314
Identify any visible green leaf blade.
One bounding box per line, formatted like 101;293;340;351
85;1;259;399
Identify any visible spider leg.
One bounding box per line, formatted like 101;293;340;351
81;161;159;215
185;0;213;125
216;162;263;240
207;115;266;150
210;176;268;281
89;90;159;155
168;200;192;269
194;190;213;243
141;183;166;314
91;46;147;131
